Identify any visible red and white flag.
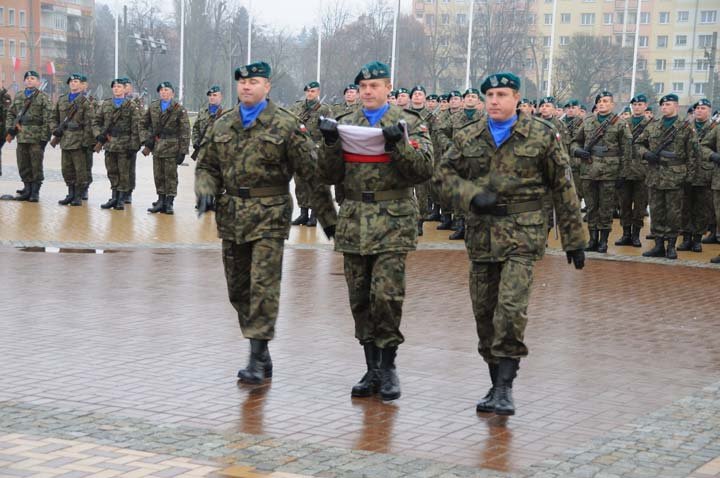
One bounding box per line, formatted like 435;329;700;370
46;61;56;75
337;125;386;155
12;57;21;72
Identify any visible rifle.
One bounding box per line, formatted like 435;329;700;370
191;106;223;161
142;102;180;156
50;96;86;148
647;119;690;166
582;113;619;163
5;89;40;144
631;117;650;144
297;95;326;124
94;99;131;153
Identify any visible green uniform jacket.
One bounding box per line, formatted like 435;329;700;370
143;99;191;158
625;116;652;181
0;88;11;141
191;106;224;148
691;120;715;187
436;108;463;153
92;98;141;153
700;122;720;191
318;105;434;255
289;100;332;143
544;116;570;154
571;114;632;181
331;102;360;118
127;96;144;151
563;116;585;171
433;114;586;262
51;94;95;150
636;117;698;190
195;100;336;245
5;89;52;144
82;95;98;148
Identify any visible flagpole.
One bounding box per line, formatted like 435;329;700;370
545;0;558;96
317;0;322;83
179;0;185;103
390;0;399;85
247;0;252;63
464;0;474;90
114;12;119;78
629;0;642;98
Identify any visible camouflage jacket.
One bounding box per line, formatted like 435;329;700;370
192;105;224;148
432;113;586;262
436;108;464;152
142;99;191;158
289;100;332;143
331;102;360;118
318;105;434;255
540;116;570;155
690;119;716;187
92;98;141;153
82;95;98;148
0;88;11;139
5;89;52;144
624;116;652;180
195;100;336;244
50;93;94;150
571;114;631;181
635;116;698;190
700;122;720;191
126;96;144;151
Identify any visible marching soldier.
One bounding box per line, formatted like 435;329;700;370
435;90;464;231
5;71;52;202
50;73;94;206
142;81;191;215
636;94;699;260
289;81;334;226
332;84;360;117
571;91;631;253
700;108;720;263
195;61;336;383
433;72;585;416
0;85;11;177
317;61;433;401
192;85;225;160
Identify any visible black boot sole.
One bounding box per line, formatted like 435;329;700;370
380;391;401;401
494;408;515;416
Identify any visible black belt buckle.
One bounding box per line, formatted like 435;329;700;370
237;187;251;199
361;191;375;203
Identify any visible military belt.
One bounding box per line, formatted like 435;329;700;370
224;185;289;199
659;150;677;159
345;188;413;203
20;120;43;126
109;127;130;136
591;147;620;157
158;133;178;139
66;122;83;131
475;199;544;216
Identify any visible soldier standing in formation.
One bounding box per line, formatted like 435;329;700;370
195;61;336;384
5;71;52;202
406;84;433;236
700;106;720;263
123;78;143;204
317;61;433;401
142;81;191;215
192;85;225;167
80;75;96;201
434;90;463;231
331;84;360;117
394;87;410;109
562;100;585;207
0;85;11;177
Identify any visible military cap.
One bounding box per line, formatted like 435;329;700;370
343;84;359;94
659;93;679;105
646;106;653;112
119;77;131;85
518;98;531;105
463;88;480;97
439;95;448;102
79;74;88;83
595;90;613;104
630;94;648;104
447;90;462;98
694;98;711;108
24;70;40;79
426;94;439;101
110;78;124;87
622;106;631;114
388;90;397;98
580;104;588;111
538;96;555;106
304;81;320;91
234;61;272;80
354;61;390;85
480;72;520;94
206;85;221;96
396;87;410;96
565;99;580;107
410;85;426;96
156;81;174;92
66;73;82;84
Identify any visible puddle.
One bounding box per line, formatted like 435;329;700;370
18;247;119;254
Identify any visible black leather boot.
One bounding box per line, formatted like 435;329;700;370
148;195;165;213
676;234;692;251
711;255;720;264
642;237;665;257
701;227;718;244
631;226;642;247
476;363;499;413
70;185;84;206
291;207;309;225
585;229;599;252
426;204;441;221
16;183;28;194
28;182;41;202
494;358;519;416
665;237;678;260
351;343;381;397
597;229;610;253
436;213;453;230
163;196;174;215
81;185;89;200
237;339;272;384
379;346;401;401
114;191;125;210
14;182;31;201
614;226;632;246
124;191;133;204
306;209;317;227
646;232;656;240
449;217;465;240
417;219;424;237
58;186;75;206
691;234;703;253
101;190;118;209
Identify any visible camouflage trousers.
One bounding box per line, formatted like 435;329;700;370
105;151;131;192
343;252;407;349
85;148;93;185
153;156;178;196
649;187;683;239
222;238;284;341
415;181;431;216
582;179;615;230
16;143;45;183
61;148;88;187
572;167;583;204
680;185;712;235
714;191;720;233
619;179;648;229
129;151;137;191
293;175;311;208
470;256;534;363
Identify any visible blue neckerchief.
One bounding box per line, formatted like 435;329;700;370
464;108;476;121
24;88;35;98
362;103;390;127
239;99;268;129
68;92;80;102
631;116;643;126
487;114;518;148
208;104;220;116
160;99;172;113
113;97;125;108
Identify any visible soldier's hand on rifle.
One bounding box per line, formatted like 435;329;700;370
196;194;214;217
573;148;591;160
318;116;339;145
710;152;720;165
566;249;585;270
469;191;498;214
643;151;659;165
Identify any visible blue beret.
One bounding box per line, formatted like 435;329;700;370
354;61;390;85
24;71;40;80
206;85;221;96
539;96;555;106
595;91;613;104
304;81;320;91
343;84;358;94
480;72;520;94
235;61;272;80
66;73;82;84
410;85;426;96
463;88;481;97
157;81;174;92
694;98;711;108
630;94;648;104
659;93;679;104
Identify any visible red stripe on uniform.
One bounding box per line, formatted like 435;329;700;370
343;152;391;163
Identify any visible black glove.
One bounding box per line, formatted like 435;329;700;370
710;152;720;165
52;128;64;138
566;249;585;270
40;141;47;150
573;148;591;160
469;191;498;214
192;142;201;151
7;127;18;138
614;178;625;190
318;116;339;145
643;151;659;165
196;194;214;217
176;153;186;165
382;123;404;148
96;134;107;144
323;224;336;240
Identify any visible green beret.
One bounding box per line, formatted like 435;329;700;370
66;73;82;84
659;93;679;105
79;75;88;83
235;61;272;80
388;90;397;98
518;98;531;105
439;95;448;101
580;104;588;111
354;61;390;85
448;90;462;99
463;88;480;97
630;94;648;104
426;94;439;101
24;70;40;79
695;98;711;108
539;96;555;106
396;87;409;96
564;99;580;107
110;78;124;88
304;81;320;91
646;106;653;112
157;81;174;92
206;85;221;96
622;106;631;113
119;77;131;85
410;85;426;96
343;84;358;94
480;72;520;94
595;90;613;104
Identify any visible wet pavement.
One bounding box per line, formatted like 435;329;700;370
1;146;720;478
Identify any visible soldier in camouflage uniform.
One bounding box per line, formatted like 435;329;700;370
636;94;700;260
50;73;94;206
5;71;52;202
424;94;444;222
122;78;143;204
563;100;585;207
571;91;632;253
288;81;333;226
0;85;11;177
432;72;586;416
93;78;141;210
331;84;360;118
192;85;224;159
405;84;432;236
142;81;191;215
194;61;336;384
80;76;96;200
395;87;410;109
700;109;720;263
537;96;570;233
317;61;433;401
434;90;464;231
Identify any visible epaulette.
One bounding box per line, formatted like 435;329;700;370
533;116;556;131
277;105;301;121
401;108;422;120
334;110;354;121
455;116;483;131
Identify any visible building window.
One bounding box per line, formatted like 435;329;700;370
657;35;668;48
19;10;25;27
0;7;4;26
544;13;553;25
560;13;571;24
8;9;15;26
0;39;4;57
654;83;664;94
19;41;26;58
441;14;449;25
8;39;15;56
695;83;707;94
677;11;689;23
659;12;670;24
699;35;713;48
603;12;613;24
640;12;650;24
543;36;551;47
615;34;623;45
527;14;536;25
672;58;686;70
581;13;595;25
639;36;648;47
415;13;423;20
425;14;434;26
627;12;636;25
542;58;549;70
675;35;687;47
456;13;466;24
616;12;624;24
700;11;717;23
672;82;684;92
697;59;710;71
655;59;666;71
637;59;647;71
560;36;569;46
